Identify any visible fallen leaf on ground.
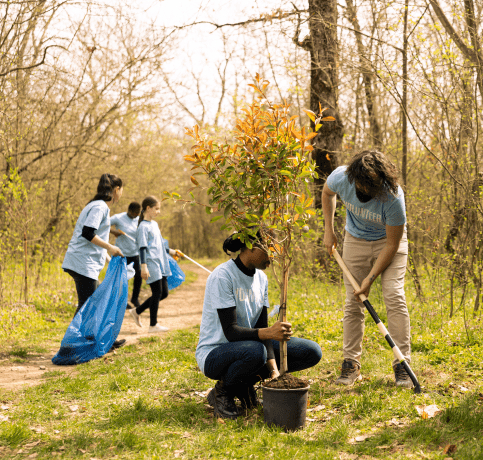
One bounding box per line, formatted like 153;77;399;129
339;454;358;460
459;386;469;392
217;418;225;424
0;405;9;410
443;444;457;454
28;454;38;459
79;449;87;453
307;404;325;412
69;405;79;412
181;432;192;438
348;434;373;444
25;441;40;448
376;445;390;449
415;404;441;419
0;415;8;422
174;449;184;458
39;366;46;370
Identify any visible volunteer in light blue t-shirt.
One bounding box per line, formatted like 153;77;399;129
322;150;413;389
62;174;124;318
129;196;178;334
110;202;142;308
195;231;322;420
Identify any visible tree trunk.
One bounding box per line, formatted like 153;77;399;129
279;266;289;375
307;0;344;209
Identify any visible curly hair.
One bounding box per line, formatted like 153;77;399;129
346;150;400;199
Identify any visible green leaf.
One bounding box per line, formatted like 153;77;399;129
224;203;233;219
210;215;223;223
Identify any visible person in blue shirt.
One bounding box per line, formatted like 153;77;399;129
110;202;142;309
62;173;125;350
196;232;322;419
129;196;180;333
322;150;412;388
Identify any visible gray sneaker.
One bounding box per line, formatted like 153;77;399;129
394;363;414;388
335;359;362;386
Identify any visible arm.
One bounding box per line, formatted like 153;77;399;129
139;247;150;280
253;307;279;379
110;226;123;238
322;182;338;255
216;307;291;342
353;224;404;300
82;226;123;257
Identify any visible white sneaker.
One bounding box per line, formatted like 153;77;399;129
148;324;170;333
130;309;142;328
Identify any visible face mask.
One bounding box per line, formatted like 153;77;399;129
356;187;372;203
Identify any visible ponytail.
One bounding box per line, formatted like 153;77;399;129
89;173;123;204
138;196;160;227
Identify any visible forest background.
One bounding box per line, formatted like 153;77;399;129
1;0;483;327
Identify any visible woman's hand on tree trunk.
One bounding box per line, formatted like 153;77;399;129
259;321;292;341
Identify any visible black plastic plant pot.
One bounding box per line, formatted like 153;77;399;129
262;385;310;431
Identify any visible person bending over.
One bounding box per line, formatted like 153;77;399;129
110;202;142;309
196;232;322;419
322;150;412;388
62;173;125;350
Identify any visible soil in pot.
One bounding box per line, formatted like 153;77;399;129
262;373;308;389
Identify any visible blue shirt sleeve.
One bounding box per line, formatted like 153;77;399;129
384;190;406;226
137;223;149;248
110;214;120;227
211;272;236;310
84;204;107;230
326;166;346;194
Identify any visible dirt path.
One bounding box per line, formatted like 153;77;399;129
0;265;208;391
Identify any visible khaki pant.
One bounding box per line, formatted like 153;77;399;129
342;232;410;368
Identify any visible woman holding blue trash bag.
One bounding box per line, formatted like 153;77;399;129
130;196;183;333
62;173;125;349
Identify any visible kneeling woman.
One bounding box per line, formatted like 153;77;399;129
196;233;322;419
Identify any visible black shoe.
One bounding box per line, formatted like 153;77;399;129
235;384;261;410
109;339;126;352
206;381;238;419
394;363;415;389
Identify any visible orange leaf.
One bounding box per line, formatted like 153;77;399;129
306;132;317;140
190;176;199;185
322;116;336;121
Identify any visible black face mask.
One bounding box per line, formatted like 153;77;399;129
356;187;373;203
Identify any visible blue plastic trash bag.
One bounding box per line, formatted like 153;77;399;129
52;257;128;365
162;238;185;291
167;254;185;290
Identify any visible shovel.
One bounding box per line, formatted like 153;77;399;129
331;248;421;394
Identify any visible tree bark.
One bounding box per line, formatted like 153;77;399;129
295;0;344;209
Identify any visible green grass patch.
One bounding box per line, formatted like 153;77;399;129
0;260;482;458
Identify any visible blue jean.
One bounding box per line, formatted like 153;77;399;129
204;338;322;387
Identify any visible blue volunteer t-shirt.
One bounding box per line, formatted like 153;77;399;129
195;259;269;374
136;220;171;284
62;200;110;280
326;166;406;240
110;212;139;257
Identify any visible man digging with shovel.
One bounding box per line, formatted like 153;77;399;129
322;150;414;388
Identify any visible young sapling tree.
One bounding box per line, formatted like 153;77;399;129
174;75;334;374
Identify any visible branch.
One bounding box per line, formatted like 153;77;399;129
428;0;480;64
176;9;306;32
0;44;66;77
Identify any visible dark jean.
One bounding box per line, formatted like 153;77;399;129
126;255;142;303
135;277;169;326
204;338;322;388
64;269;99;317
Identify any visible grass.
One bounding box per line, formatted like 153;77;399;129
0;260;482;459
